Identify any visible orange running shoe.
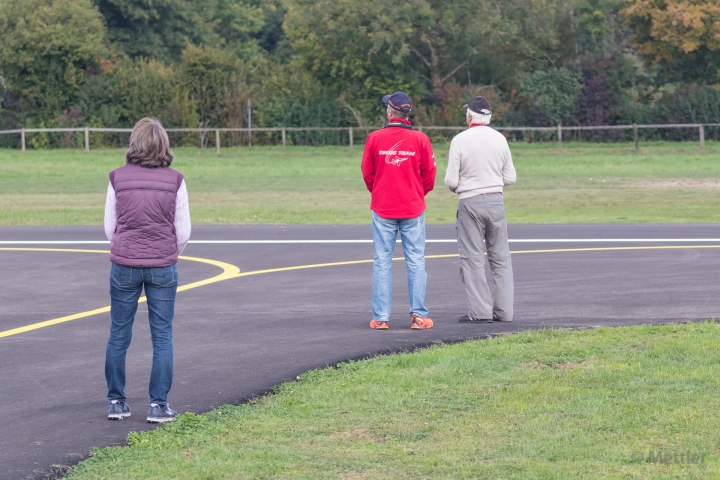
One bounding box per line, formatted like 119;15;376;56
370;320;389;330
410;313;433;330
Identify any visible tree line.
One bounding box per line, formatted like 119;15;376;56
0;0;718;147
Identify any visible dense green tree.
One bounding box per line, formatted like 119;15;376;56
520;68;583;126
94;0;202;62
2;0;719;138
654;84;720;125
180;44;249;129
196;0;265;58
283;0;424;121
283;0;624;123
0;0;106;123
94;0;267;63
259;64;344;126
78;57;195;128
253;0;290;60
570;0;628;57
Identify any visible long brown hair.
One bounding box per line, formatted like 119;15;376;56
125;117;174;168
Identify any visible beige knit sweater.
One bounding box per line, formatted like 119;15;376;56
444;125;516;199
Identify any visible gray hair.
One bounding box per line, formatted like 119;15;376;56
467;109;492;125
387;106;410;120
125;117;174;168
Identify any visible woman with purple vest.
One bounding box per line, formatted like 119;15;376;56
103;117;191;423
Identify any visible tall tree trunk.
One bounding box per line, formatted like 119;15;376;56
427;40;446;104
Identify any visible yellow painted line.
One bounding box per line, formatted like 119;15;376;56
0;248;240;339
236;258;375;277
174;255;241;292
0;306;115;339
0;247;112;254
2;244;720;339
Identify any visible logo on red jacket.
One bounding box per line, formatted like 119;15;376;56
380;140;415;166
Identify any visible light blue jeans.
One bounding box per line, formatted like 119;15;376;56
371;211;429;321
106;263;177;405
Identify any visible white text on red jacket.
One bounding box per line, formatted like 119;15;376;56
380;140;416;166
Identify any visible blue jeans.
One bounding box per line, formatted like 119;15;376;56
372;211;429;321
106;262;178;405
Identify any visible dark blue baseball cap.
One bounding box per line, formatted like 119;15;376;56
382;92;412;113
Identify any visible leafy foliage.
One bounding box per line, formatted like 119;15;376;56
0;0;718;141
93;0;203;62
0;0;106;124
520;68;583;126
623;0;720;82
78;57;195;129
180;45;249;129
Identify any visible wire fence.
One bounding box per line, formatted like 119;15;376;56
0;123;716;153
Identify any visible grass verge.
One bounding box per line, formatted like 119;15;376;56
69;322;720;479
2;142;720;225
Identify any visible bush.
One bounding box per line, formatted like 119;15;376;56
75;58;196;147
0;0;106;124
256;65;351;145
519;68;583;126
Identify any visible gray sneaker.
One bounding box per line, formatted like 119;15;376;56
146;403;177;424
458;315;492;323
107;400;131;420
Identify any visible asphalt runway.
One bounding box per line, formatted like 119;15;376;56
2;223;720;479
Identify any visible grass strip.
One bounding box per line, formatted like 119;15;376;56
2;142;720;225
69;322;720;479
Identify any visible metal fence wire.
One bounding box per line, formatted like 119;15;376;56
0;123;715;153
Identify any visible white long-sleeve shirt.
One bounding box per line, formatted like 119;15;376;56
104;180;191;255
444;125;516;199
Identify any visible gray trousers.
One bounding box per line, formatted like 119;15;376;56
457;193;514;321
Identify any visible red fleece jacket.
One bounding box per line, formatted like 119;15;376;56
361;120;436;219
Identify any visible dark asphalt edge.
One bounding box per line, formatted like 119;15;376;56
33;317;711;480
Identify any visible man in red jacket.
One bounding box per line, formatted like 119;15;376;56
361;91;437;330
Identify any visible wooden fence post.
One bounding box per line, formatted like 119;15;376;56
282;128;286;151
85;126;90;151
247;98;252;147
557;124;562;150
21;128;25;152
633;124;639;150
700;124;705;149
216;129;221;156
349;127;354;153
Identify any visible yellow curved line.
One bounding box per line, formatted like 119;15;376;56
236;245;720;276
175;255;241;292
2;244;720;339
0;248;240;339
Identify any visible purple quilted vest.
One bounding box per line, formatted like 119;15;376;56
109;163;184;267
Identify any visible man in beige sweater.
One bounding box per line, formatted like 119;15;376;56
444;96;516;322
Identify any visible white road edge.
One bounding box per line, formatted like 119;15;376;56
2;239;720;245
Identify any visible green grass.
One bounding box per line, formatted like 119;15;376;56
68;322;720;479
1;141;720;225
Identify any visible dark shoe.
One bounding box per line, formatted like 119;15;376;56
146;403;177;424
493;314;512;323
107;400;131;420
458;315;493;323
